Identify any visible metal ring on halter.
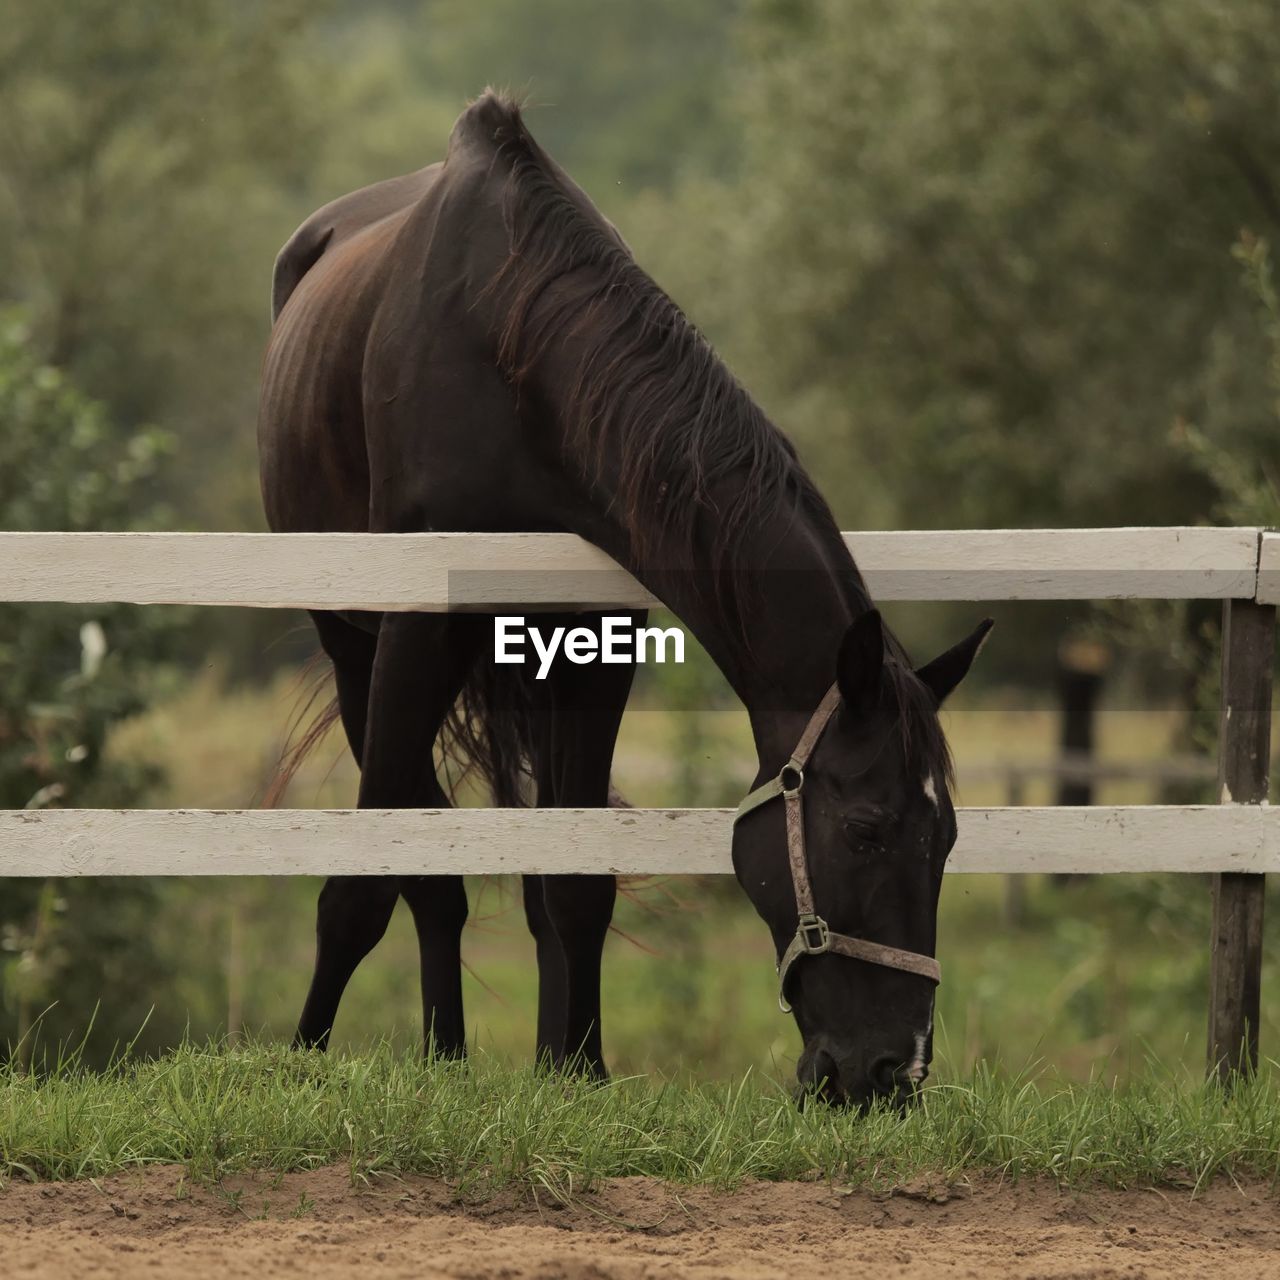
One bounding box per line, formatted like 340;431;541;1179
779;762;804;796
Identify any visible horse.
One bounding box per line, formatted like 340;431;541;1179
258;90;990;1109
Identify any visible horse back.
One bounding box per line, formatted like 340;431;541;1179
270;165;442;322
260;196;427;534
259;102;614;545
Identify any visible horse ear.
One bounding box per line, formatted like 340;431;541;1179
837;610;885;715
916;618;994;705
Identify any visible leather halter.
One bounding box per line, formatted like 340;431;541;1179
734;684;942;1013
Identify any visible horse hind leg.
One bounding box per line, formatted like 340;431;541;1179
360;613;482;1060
294;611;402;1051
295;874;401;1050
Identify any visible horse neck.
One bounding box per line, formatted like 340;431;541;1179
507;271;863;769
630;503;861;775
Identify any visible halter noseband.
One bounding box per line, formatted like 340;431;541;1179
733;684;942;1013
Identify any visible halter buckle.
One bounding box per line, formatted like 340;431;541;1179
780;762;804;797
796;913;831;955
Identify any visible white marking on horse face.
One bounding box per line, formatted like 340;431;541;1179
922;772;939;811
906;999;935;1083
907;1034;929;1083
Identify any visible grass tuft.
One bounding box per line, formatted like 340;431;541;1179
3;1040;1280;1196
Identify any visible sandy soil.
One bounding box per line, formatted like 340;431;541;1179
1;1164;1278;1279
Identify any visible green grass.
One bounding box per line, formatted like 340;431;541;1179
3;1042;1280;1196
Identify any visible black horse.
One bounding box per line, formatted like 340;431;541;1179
258;91;989;1108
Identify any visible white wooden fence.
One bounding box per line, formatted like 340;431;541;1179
2;526;1276;1075
0;526;1262;608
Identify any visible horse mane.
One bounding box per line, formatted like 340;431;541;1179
477;94;820;586
472;91;951;786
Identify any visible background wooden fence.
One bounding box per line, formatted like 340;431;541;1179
3;526;1276;1078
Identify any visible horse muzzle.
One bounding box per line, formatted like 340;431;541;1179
796;1041;928;1111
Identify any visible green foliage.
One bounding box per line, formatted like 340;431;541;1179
0;0;321;527
1115;234;1280;759
625;1;1278;541
404;0;742;195
738;0;1279;528
0;312;181;1062
0;311;174;808
1179;233;1280;526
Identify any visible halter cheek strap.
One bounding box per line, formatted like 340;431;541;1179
734;683;942;1013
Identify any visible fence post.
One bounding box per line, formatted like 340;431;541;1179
1208;596;1275;1081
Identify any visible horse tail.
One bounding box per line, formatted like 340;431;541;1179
262;653;343;809
439;658;537;807
263;649;538;810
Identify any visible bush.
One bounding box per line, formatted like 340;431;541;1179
0;310;184;1064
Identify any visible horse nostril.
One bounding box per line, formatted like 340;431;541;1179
869;1054;906;1096
802;1047;841;1100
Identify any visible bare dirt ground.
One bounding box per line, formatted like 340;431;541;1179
2;1164;1278;1279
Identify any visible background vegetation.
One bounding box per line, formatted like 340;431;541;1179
2;0;1279;1079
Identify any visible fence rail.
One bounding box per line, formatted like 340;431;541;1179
4;805;1276;877
0;525;1263;606
2;525;1275;1078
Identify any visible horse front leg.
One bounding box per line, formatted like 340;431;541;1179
522;873;566;1068
541;872;617;1077
530;611;642;1079
399;874;470;1059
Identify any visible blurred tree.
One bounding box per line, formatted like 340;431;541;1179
722;0;1280;531
0;0;380;679
1180;232;1280;528
404;0;743;198
1150;232;1280;761
0;310;182;1064
0;0;320;528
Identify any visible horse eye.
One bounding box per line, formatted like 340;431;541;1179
842;813;883;846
